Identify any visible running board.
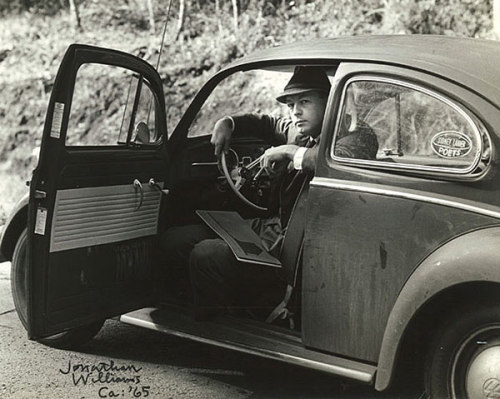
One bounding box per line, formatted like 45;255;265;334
120;306;376;384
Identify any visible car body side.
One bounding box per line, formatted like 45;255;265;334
304;56;500;388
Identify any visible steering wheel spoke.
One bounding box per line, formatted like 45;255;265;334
252;166;267;181
244;154;264;171
221;148;268;211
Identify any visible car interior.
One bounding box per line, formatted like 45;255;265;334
154;66;340;332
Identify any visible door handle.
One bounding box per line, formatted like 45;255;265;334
133;179;143;211
148;178;162;191
149;178;169;196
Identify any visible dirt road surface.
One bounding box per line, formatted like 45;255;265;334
0;261;416;399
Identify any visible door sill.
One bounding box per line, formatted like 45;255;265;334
119;304;376;384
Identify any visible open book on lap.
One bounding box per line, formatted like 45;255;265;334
196;210;281;268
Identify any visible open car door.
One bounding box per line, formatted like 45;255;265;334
27;44;168;339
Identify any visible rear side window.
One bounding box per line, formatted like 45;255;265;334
332;77;490;175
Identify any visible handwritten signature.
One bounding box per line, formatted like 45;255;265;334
60;359;143;386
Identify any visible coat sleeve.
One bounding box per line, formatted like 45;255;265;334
301;145;319;175
301;121;379;174
231;114;292;146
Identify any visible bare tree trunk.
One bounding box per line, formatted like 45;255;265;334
495;0;500;39
147;0;155;34
231;0;238;30
175;0;186;41
21;0;30;11
215;0;222;33
68;0;82;31
257;0;265;29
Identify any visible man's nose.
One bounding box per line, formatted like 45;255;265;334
292;103;302;115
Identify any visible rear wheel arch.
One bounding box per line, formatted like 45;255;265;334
375;227;500;391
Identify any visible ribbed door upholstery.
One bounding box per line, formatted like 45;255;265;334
50;183;162;252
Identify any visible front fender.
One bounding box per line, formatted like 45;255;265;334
0;192;29;261
375;226;500;391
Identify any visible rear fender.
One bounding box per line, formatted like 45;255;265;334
375;226;500;391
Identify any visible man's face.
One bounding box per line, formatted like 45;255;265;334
285;90;328;138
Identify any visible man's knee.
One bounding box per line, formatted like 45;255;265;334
190;239;231;267
190;238;236;283
159;224;214;258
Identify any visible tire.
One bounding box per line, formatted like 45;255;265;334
11;228;104;349
425;304;500;399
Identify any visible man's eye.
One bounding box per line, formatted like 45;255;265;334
287;104;294;109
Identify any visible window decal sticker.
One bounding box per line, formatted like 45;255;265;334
431;131;472;159
34;207;47;235
50;102;64;139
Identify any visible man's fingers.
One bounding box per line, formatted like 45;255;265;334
260;147;272;168
260;152;268;169
212;135;231;158
212;118;234;158
214;142;222;158
213;137;226;157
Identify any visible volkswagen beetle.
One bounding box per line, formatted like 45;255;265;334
2;35;500;398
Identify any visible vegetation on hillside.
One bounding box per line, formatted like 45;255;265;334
0;0;494;223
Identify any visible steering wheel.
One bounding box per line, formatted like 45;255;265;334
220;148;269;211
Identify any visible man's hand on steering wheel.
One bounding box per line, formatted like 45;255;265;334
211;116;234;159
260;144;300;177
211;117;302;210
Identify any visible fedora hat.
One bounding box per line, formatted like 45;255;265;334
276;66;331;103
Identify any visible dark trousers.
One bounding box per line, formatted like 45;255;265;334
159;223;285;317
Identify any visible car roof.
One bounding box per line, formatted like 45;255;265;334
223;35;500;109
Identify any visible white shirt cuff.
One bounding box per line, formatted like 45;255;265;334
293;147;308;170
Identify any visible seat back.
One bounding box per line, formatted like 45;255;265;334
278;174;310;287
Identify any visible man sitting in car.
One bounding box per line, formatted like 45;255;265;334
161;66;378;321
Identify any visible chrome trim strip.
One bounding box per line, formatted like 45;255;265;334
311;177;500;220
120;312;375;384
329;75;485;176
191;162;218;166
